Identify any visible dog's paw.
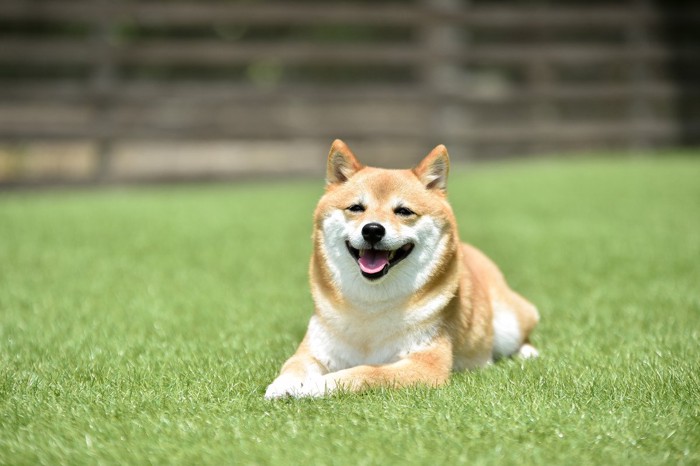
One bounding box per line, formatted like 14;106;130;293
265;374;305;399
296;375;337;398
264;374;336;400
518;343;540;359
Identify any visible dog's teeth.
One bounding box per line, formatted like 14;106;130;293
359;249;366;258
388;250;396;260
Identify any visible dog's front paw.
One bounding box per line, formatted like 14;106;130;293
264;374;336;400
265;374;305;399
296;375;337;398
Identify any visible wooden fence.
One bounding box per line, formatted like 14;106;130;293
0;0;698;184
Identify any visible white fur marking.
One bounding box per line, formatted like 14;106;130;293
518;343;539;359
492;301;522;359
305;203;453;386
264;373;306;399
320;210;446;308
265;373;334;399
307;310;441;373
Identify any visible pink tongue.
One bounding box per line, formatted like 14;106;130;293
358;250;390;274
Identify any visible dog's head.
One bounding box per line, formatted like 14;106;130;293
312;140;459;304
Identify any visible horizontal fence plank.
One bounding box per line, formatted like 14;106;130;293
1;2;698;27
1;81;695;104
1;114;694;144
2;40;698;66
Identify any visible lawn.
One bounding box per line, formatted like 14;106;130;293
1;154;698;465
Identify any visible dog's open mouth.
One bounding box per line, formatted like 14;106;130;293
345;242;414;281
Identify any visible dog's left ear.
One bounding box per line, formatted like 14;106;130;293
327;139;363;185
413;144;450;192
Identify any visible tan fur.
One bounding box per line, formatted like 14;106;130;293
265;140;540;399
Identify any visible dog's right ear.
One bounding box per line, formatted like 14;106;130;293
414;144;450;192
327;139;363;185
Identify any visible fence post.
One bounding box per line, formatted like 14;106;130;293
91;0;116;181
419;0;471;160
627;0;655;152
527;27;558;155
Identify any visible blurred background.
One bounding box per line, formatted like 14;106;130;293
0;0;698;186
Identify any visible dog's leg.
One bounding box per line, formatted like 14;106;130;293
507;291;540;359
265;338;328;399
301;336;454;397
491;289;540;360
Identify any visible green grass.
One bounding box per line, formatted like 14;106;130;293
1;154;699;465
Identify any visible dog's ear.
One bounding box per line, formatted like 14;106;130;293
414;144;450;192
327;139;363;185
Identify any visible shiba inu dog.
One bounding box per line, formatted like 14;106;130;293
265;140;540;399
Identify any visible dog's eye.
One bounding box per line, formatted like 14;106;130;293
394;207;415;217
347;204;365;213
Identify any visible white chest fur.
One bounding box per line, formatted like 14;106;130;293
310;208;452;372
307;292;448;372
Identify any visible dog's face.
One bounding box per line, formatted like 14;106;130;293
312;140;459;305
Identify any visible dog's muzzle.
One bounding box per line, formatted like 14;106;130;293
345;241;414;281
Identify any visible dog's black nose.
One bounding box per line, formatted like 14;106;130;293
362;222;385;245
